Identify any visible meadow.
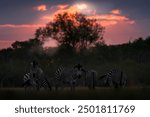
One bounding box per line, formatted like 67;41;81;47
0;87;150;100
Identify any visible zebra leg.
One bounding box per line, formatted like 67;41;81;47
35;80;40;91
43;76;52;91
70;80;76;91
54;79;59;91
55;83;58;91
121;73;127;88
114;82;119;88
92;71;96;89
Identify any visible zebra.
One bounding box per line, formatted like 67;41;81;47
23;72;51;91
76;69;97;89
99;69;127;88
23;72;37;91
73;64;98;89
54;66;79;91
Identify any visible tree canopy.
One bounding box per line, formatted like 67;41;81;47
11;38;43;49
35;12;105;50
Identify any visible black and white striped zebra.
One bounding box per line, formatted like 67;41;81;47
54;66;79;91
99;69;127;88
23;72;37;90
73;64;98;89
23;72;51;91
75;69;97;89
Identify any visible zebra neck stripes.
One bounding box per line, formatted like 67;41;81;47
54;66;83;90
23;72;51;91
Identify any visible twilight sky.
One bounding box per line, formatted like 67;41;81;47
0;0;150;49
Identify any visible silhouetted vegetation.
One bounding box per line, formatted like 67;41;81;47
0;36;150;88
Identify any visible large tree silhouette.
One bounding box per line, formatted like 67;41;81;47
35;12;104;50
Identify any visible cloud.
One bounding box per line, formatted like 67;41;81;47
49;3;92;15
41;16;54;21
0;24;44;28
76;4;88;10
40;4;135;27
87;14;135;26
56;4;69;9
34;5;47;11
100;20;118;27
41;4;96;21
88;14;129;21
54;4;79;14
111;9;121;15
128;20;136;24
40;4;79;21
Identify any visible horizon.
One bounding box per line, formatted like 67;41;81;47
0;0;150;49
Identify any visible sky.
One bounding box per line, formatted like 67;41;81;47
0;0;150;49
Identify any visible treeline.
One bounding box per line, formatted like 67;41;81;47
0;36;150;87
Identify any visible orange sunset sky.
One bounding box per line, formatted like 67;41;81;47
0;0;149;49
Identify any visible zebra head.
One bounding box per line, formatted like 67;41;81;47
73;64;86;79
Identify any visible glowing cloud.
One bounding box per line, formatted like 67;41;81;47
88;15;129;21
56;4;69;9
88;14;135;27
34;5;47;11
41;4;135;27
0;24;44;28
100;21;118;27
54;4;79;14
41;3;92;21
52;3;91;15
76;4;88;10
111;9;121;15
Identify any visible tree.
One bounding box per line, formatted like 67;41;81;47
11;38;43;49
11;38;44;59
35;12;105;50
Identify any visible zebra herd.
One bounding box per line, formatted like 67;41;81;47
23;62;127;91
23;72;51;91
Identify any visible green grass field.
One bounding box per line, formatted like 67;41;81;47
0;87;150;100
